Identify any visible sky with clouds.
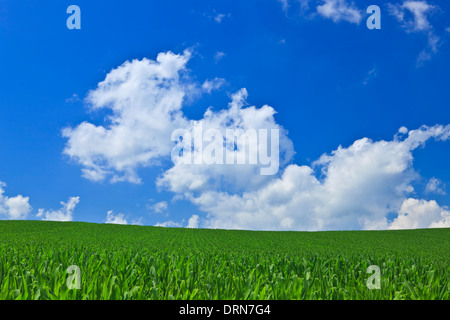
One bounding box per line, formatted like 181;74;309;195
0;0;449;231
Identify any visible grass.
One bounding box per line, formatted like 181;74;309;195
0;220;448;300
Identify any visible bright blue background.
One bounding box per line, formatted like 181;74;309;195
0;0;449;224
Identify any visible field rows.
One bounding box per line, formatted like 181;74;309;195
0;221;448;300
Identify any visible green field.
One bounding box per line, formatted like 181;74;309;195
0;220;448;300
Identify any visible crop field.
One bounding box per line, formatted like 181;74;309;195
0;220;448;300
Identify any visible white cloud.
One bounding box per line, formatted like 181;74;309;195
151;201;168;214
104;211;143;225
63;51;295;232
316;0;363;24
279;0;290;12
155;215;199;228
105;210;128;225
214;51;226;63
63;50;237;184
63;50;192;183
388;1;436;32
0;181;32;220
202;78;226;94
214;13;231;23
416;31;440;64
157;88;295;195
389;198;450;229
154;220;182;228
167;125;450;231
187;214;200;228
387;1;441;64
425;177;446;195
398;126;409;134
64;50;450;232
131;217;144;225
203;11;231;24
279;0;311;15
37;197;79;222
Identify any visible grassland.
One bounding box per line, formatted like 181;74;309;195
0;220;448;300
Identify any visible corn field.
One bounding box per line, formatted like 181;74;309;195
0;221;448;300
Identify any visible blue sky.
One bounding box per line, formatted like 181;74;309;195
0;0;449;230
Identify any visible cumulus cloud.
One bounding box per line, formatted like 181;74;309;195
187;215;200;228
389;198;450;229
63;50;192;183
154;220;182;228
168;125;450;231
64;50;450;232
62;50;248;185
316;0;363;24
398;126;409;135
105;210;128;225
104;211;143;225
154;215;199;228
36;197;80;222
0;181;32;220
63;50;293;189
157;88;295;195
151;201;168;214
